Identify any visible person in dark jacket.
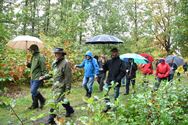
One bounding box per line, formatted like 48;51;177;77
102;48;126;112
183;62;187;73
168;59;177;82
124;58;137;95
40;48;74;124
26;44;47;110
96;55;107;92
75;51;99;98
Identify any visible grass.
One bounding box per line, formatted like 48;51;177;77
0;72;187;125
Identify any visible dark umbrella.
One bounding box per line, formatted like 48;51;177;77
165;55;184;67
85;34;123;44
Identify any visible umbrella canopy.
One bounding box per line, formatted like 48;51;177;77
165;55;184;67
85;34;123;44
140;53;154;62
120;53;148;64
7;35;43;50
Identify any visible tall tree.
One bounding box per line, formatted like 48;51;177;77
148;0;177;55
22;0;28;35
44;0;51;35
31;0;36;35
173;0;188;57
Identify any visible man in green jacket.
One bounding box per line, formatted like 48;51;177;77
27;44;47;109
39;48;74;124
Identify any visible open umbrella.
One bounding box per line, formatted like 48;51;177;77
120;53;148;64
165;55;184;67
140;53;154;62
85;34;123;44
7;35;43;50
7;35;44;61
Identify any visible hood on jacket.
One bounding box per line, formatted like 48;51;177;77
85;51;93;58
159;58;165;64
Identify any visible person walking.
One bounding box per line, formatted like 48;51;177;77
176;65;184;82
102;48;126;112
96;55;107;92
183;62;187;73
40;48;74;124
124;58;137;95
75;51;99;98
154;59;170;90
26;44;47;110
168;59;177;82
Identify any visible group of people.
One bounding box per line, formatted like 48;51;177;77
26;44;187;124
27;45;74;124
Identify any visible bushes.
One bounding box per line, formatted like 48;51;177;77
79;82;188;125
0;49;30;87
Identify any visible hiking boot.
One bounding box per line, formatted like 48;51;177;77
46;114;57;125
37;92;46;109
28;95;38;109
65;109;74;117
124;91;129;95
62;103;74;117
28;105;38;110
102;106;111;113
85;92;89;97
87;92;91;98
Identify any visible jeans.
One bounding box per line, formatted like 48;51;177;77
82;76;95;93
126;78;135;94
30;80;42;97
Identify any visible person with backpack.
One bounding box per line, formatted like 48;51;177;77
168;59;177;82
39;48;74;124
75;51;99;98
124;58;137;95
26;44;47;110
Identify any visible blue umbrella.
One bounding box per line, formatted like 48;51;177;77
120;53;148;64
165;55;184;66
86;34;123;44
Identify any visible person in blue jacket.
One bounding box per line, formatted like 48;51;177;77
75;51;99;97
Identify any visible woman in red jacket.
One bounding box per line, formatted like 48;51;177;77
155;59;170;90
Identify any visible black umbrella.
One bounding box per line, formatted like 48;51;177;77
85;34;123;44
165;55;184;67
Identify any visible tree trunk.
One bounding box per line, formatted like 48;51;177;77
44;0;50;35
37;6;40;34
0;0;3;13
23;0;28;35
134;0;138;43
31;0;36;35
60;0;64;21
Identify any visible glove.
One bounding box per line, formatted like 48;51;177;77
111;81;119;87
